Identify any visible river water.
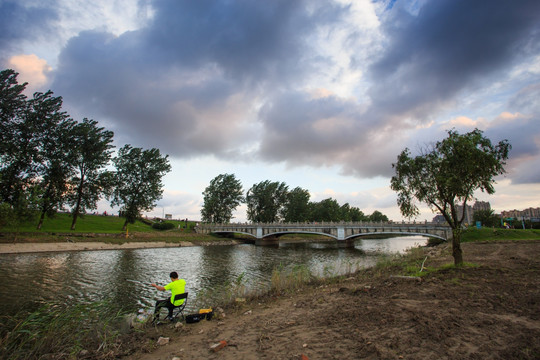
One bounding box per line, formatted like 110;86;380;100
0;236;427;317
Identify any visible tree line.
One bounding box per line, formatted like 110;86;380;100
0;69;171;231
200;174;389;223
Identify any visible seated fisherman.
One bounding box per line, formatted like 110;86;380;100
151;271;186;320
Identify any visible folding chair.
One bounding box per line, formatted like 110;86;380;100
152;292;188;324
171;292;188;321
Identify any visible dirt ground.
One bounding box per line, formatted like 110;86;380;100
119;241;540;360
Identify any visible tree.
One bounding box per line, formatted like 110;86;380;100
29;91;76;230
0;69;28;156
246;180;288;223
68;118;115;230
281;186;310;222
473;209;500;228
110;145;171;231
0;69;34;208
338;203;368;222
201;173;244;223
309;198;342;222
391;129;510;265
369;210;389;222
349;206;367;222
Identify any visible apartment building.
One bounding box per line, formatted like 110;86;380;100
433;201;492;225
501;207;540;220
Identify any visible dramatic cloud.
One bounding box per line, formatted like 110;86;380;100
51;0;347;157
0;1;57;56
2;0;540;219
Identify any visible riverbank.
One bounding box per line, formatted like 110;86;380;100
0;233;242;254
0;241;197;254
119;240;540;360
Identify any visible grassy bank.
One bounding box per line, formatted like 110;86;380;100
0;213;226;244
1;213;193;234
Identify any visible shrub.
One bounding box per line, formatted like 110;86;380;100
152;222;175;230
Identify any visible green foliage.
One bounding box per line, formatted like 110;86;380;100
28;91;77;229
0;69;118;232
201;173;244;223
473;209;500;228
308;197;342;222
281;186;311;222
391;128;511;264
67;118;115;230
270;264;314;294
246;180;288;222
369;210;389;222
152;222;176;230
340;203;368;222
110;145;171;230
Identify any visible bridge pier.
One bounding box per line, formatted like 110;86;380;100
255;236;279;246
336;239;355;248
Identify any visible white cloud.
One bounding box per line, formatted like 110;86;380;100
7;54;51;93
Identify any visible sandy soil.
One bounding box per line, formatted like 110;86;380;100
0;241;196;254
118;240;540;360
0;239;245;254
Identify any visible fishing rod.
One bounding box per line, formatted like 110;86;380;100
126;279;164;287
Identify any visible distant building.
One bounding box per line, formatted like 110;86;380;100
473;201;491;212
432;201;492;225
501;207;540;220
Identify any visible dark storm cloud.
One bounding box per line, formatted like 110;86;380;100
367;0;540;124
0;1;57;59
255;0;540;178
144;0;343;81
52;0;344;157
50;0;540;181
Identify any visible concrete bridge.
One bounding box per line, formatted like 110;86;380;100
196;221;452;246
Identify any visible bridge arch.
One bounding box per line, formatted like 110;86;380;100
196;221;452;245
263;230;338;240
344;232;446;242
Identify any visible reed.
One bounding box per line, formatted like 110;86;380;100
0;301;128;360
270;263;314;294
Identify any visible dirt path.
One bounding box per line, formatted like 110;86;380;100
121;241;540;360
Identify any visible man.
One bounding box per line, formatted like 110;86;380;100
151;271;186;320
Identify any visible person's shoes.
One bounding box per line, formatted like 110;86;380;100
165;315;174;321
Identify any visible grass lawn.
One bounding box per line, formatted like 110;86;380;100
0;213;208;243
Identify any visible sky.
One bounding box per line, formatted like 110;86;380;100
1;0;540;222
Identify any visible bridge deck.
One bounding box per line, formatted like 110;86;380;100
196;221;452;242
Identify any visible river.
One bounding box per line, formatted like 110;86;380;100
0;236;427;317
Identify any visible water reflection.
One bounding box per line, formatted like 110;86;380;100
0;236;427;317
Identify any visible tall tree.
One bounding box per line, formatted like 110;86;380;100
369;210;389;222
68;118;115;230
29;91;76;230
281;186;310;222
201;173;244;223
309;198;342;222
110;145;171;231
349;206;367;222
0;69;28;155
391;128;510;265
0;69;34;207
246;180;288;223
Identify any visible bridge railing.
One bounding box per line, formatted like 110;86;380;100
196;220;450;229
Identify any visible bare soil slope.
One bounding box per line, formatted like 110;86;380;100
122;241;540;360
